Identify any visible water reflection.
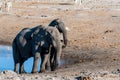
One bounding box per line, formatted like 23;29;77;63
0;45;36;73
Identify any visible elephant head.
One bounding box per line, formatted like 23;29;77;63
49;18;68;48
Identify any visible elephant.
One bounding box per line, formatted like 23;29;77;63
12;26;40;73
31;26;62;73
12;25;62;73
48;18;68;48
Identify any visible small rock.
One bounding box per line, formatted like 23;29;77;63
41;15;47;17
83;77;92;80
104;30;113;34
75;76;92;80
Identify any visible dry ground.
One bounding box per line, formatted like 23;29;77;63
0;2;120;80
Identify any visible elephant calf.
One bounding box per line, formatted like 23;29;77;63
12;25;62;73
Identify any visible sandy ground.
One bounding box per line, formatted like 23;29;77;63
0;2;120;80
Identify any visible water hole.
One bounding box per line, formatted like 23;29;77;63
0;45;70;73
0;45;38;73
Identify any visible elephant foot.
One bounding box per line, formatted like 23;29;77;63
20;71;27;74
40;69;45;73
51;63;58;71
14;71;19;74
45;66;51;71
20;72;27;74
19;70;27;74
31;71;38;74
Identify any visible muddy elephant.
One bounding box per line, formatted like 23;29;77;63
49;18;68;48
12;25;62;73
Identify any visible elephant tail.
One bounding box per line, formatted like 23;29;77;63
12;38;20;63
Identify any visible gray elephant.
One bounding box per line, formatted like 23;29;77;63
32;26;62;73
49;18;68;48
12;25;62;73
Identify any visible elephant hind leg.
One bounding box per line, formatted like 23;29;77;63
13;54;21;73
19;59;25;74
14;62;19;73
12;40;20;73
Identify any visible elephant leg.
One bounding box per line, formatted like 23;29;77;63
32;52;40;73
50;47;60;71
45;46;51;71
54;43;62;70
45;54;50;71
40;54;49;73
19;60;25;74
14;62;19;73
21;65;25;73
50;47;55;71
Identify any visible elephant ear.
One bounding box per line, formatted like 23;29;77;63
46;27;61;47
49;18;66;33
49;18;59;26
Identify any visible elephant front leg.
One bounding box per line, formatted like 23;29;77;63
45;62;50;71
54;43;62;70
45;57;50;71
45;45;52;71
40;54;49;73
32;52;40;73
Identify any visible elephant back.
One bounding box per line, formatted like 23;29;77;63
31;25;46;38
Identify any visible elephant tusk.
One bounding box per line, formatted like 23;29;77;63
66;27;70;31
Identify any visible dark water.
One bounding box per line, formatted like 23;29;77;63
0;45;41;73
